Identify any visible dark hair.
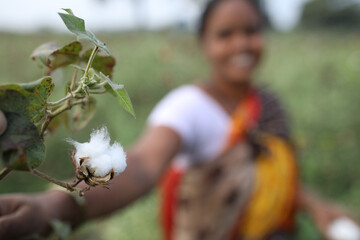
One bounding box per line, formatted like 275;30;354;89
198;0;262;39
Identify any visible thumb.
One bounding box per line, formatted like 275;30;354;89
0;206;42;240
0;111;7;135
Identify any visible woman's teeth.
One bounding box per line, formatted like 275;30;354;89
231;54;254;68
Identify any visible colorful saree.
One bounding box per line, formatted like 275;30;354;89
160;88;299;240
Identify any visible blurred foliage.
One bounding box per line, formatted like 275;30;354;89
301;0;360;29
0;30;359;239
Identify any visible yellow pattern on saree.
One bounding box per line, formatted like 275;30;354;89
238;134;298;239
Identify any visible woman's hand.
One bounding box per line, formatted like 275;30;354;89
0;191;82;240
309;199;351;239
0;110;7;135
300;187;359;239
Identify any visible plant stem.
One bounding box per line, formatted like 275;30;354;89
0;167;11;180
97;81;108;87
84;46;98;77
31;169;82;192
40;115;52;140
47;94;72;106
72;179;83;188
32;169;69;189
50;102;71;118
40;98;88;138
50;99;87;118
48;84;83;108
70;68;79;91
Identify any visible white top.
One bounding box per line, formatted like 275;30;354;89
147;85;231;170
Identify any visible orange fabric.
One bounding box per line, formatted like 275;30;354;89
160;167;184;240
227;90;262;147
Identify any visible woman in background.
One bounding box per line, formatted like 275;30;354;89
0;0;352;239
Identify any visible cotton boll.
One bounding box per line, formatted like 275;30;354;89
67;140;90;165
68;141;96;166
78;127;112;160
67;127;112;165
109;142;127;175
327;217;360;240
83;154;113;177
67;126;127;186
88;127;111;154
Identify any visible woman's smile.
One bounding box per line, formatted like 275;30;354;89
229;53;255;69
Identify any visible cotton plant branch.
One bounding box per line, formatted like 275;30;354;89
40;98;89;139
39;44;108;140
31;169;86;195
0;9;134;194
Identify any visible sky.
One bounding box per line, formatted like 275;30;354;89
0;0;312;33
264;0;312;31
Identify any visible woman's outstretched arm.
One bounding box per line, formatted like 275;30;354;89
0;126;181;239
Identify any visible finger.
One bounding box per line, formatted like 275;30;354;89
0;206;39;240
0;196;20;216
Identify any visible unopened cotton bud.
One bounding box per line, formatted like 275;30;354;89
327;217;360;240
67;127;126;186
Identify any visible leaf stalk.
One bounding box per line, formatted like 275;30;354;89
84;46;98;77
0;167;12;180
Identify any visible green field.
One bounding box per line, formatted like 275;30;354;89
0;30;359;239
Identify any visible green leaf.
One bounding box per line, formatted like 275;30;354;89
31;41;82;73
24;141;46;170
80;30;110;55
99;73;135;117
0;112;45;170
61;8;74;15
114;88;135;117
58;13;86;35
33;77;55;102
47;41;82;71
31;42;60;67
0;88;30;117
26;77;54;123
0;77;54;124
81;49;115;78
58;12;110;55
19;77;48;92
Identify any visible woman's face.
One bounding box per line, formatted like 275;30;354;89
201;0;264;85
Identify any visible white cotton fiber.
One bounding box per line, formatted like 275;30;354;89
327;217;360;240
67;127;127;177
85;154;113;177
109;142;127;175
